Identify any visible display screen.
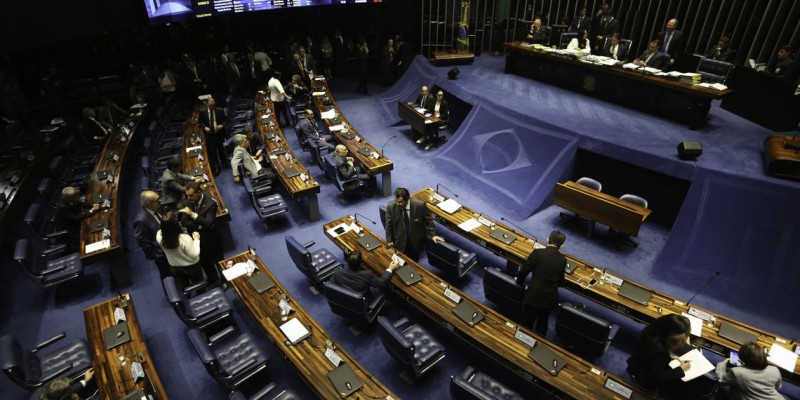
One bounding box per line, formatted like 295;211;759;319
144;0;388;20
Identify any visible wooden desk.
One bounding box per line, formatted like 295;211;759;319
219;251;398;399
309;78;394;197
764;135;800;181
397;101;442;142
83;294;167;400
504;42;732;129
323;215;655;400
254;94;321;221
554;181;651;237
430;50;475;66
182;111;231;223
411;187;800;385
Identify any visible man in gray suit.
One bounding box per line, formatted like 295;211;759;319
133;190;170;279
231;134;276;183
161;157;199;208
384;187;444;261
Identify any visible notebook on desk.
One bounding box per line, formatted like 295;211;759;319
283;167;301;178
357;147;372;156
96;170;112;180
272;148;287;156
528;344;566;376
102;321;131;350
327;363;363;398
356;234;382;251
618;281;652;306
489;229;517;245
91;217;109;233
189;167;205;176
565;261;577;274
718;322;758;345
453;300;484;327
248;273;275;294
93;193;109;204
395;264;422;286
340;131;355;140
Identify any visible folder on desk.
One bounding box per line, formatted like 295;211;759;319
248;273;275;294
565;261;577;274
283;167;301;178
92;193;109;204
357;147;372;156
189;167;205;177
618;281;652;306
356;234;382;252
102;321;131;350
264;132;276;140
327;363;363;398
257;105;268;112
340;131;355;140
96;170;112;181
91;218;109;233
528;344;566;376
395;264;422;286
279;317;311;345
489;229;517;245
453;300;484;327
718;322;758;345
272;148;287;156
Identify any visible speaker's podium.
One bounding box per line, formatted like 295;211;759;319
430;49;475;66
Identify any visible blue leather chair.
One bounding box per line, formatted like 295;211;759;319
614;194;649;248
242;178;288;221
555;303;618;358
0;332;92;390
14;239;83;288
24;204;69;246
697;58;733;84
36;178;62;210
482;268;525;315
188;325;270;390
163;276;233;331
323;280;386;326
48;155;90;189
285;236;343;285
559;32;578;49
230;382;300;400
450;365;524;400
61;135;98;166
425;238;477;278
377;316;446;377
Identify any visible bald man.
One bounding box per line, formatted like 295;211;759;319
413;86;434;113
656;18;685;67
133;190;170;278
331;144;371;192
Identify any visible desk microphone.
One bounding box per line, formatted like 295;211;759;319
687;271;720;306
500;217;537;242
353;213;376;225
435;183;460;198
380;136;396;154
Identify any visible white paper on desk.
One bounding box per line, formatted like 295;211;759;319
312;91;326;96
186;145;203;154
328;124;344;132
599;59;617;66
710;83;728;91
533;242;546;249
437;198;462;214
643;67;662;74
320;110;337;119
622;63;640;70
458;218;482;232
413;107;425;113
682;312;704;337
424;119;433;124
222;262;249;281
768;343;798;372
668;349;714;381
85;239;111;253
391;253;406;266
326;223;350;238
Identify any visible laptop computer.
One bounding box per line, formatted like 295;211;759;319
283;167;301;178
189;167;205;176
248;273;275;294
91;217;109;233
102;321;131;350
718;322;758;345
272;147;288;156
528;344;566;376
357;147;372;156
327;363;363;398
490;229;517;245
453;300;484;327
618;281;652;306
118;388;145;400
395;264;422;286
356;234;382;252
93;193;109;204
264;132;277;140
340;131;356;140
279;318;311;345
565;261;577;274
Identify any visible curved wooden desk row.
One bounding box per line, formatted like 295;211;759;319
219;251;398;400
323;215;655;400
84;294;168;399
253;93;321;221
309;78;394;197
181;111;230;223
764;134;800;181
410;187;800;384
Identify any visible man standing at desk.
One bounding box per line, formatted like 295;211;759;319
592;9;618;53
179;182;221;285
385;187;444;261
199;97;226;176
515;230;567;336
56;186;100;251
655;18;684;68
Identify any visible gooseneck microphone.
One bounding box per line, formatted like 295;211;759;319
381;136;396;154
687;271;721;306
353;213;377;225
500;217;538;242
435;184;460;198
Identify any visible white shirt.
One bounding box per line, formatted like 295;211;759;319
567;38;591;52
253;51;272;71
434;101;441;117
156;231;200;267
268;77;286;102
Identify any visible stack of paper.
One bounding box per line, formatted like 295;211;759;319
437;198;462;214
280;318;311;345
328;124;344;132
222;262;249;281
320;110;337;119
768;344;798;372
85;239;111;253
668;349;714;381
458;218;482;232
312;91;326;96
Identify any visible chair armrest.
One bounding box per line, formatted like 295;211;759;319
392;317;411;331
226;357;257;378
209;326;235;344
183;281;209;295
32;332;66;353
41;244;68;260
37;363;72;383
46;229;70;242
39;264;68;276
195;305;220;320
302;241;315;248
249;382;277;400
460;366;476;380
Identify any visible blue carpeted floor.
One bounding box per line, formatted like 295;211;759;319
1;54;798;399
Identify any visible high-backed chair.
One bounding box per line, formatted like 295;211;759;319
24;204;69;245
14;239;83;288
36;178;61;210
285;236;343;285
614;194;649;248
559;177;603;237
425;238;477;279
229;382;300;400
660;373;720;400
450;365;524;400
379;205;387;227
323;154;362;193
242;178;287;221
0;332;92;390
188;325;270;390
377;316;446;378
163;276;233;331
697;58;733;84
323;280;386;326
48;155;90;189
61;135;99;165
482;267;525;315
555;303;618;359
559;32;577;49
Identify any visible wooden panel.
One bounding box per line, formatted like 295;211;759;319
181;111;230;222
553;181;650;237
764;134;800;181
218;252;398;400
410;187;800;385
83;294;167;400
323;215;656;400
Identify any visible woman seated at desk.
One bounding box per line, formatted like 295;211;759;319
716;342;785;400
627;314;693;396
568;29;592;53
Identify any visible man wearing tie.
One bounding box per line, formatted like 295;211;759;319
633;39;667;69
296;109;335;152
80;107;110;144
224;53;242;95
656;19;684;68
332;144;372;193
134;190;171;279
568;6;590;33
299;47;315;78
525;18;549;45
592;9;619;53
199;97;226;176
413;86;434;113
515;230;567;336
601;33;630;61
420;90;449;150
384;187;444;261
178;182;221;285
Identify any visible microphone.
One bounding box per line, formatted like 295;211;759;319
435;183;460;198
500;217;538;242
353;212;376;225
381;136;396;154
687;271;721;306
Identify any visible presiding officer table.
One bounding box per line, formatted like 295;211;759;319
84;294;167;399
504;42;732;129
411;187;800;385
324;215;656;400
219;251;398;399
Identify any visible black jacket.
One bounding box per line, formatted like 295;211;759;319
515;245;566;309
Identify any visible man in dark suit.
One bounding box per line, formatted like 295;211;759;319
332;144;371;192
592;9;619;53
568;6;591;33
412;85;434;113
634;39;668;69
56;186;99;251
515;230;567;336
384;187;444;261
655;18;685;68
133;190;170;279
80;106;110;144
419;90;449;150
355;39;370;96
525;18;549;45
767;45;798;82
178;182;221;285
97;97;127;127
332;250;399;300
601;33;630;61
296;109;335;152
161;157;199;208
706;36;734;62
198;97;226;175
241;52;261;92
223;53;242;95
